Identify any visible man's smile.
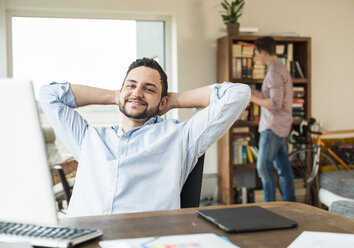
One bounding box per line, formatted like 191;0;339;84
125;98;147;107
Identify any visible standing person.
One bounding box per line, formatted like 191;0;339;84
250;37;295;202
40;57;250;217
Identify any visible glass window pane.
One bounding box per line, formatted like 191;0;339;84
12;17;137;96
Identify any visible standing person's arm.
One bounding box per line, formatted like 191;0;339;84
250;88;271;110
251;70;285;111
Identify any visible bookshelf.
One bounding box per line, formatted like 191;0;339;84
217;35;311;204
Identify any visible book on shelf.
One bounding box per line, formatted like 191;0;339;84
249;146;258;160
252;55;266;79
290;61;296;78
233;186;254;204
237;41;255;48
232;142;248;165
293;107;305;111
241;57;251;79
275;44;285;55
247;102;260;121
247;58;252;78
240;104;250;121
232;144;257;165
232;127;256;164
246;145;254;163
293;98;305;104
293;91;305;98
293;86;305;91
291;60;305;78
292;103;304;108
286;43;294;72
232;57;243;79
295;61;305;78
232;44;242;57
232;42;254;58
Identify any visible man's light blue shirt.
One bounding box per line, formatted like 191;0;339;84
39;82;250;217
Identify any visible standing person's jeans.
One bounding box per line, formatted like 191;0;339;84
257;129;295;202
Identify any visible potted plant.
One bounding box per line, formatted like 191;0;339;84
221;0;245;35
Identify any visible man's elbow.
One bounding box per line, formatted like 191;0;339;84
38;84;57;105
240;84;251;105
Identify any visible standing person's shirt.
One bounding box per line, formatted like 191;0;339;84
258;59;293;137
39;82;250;217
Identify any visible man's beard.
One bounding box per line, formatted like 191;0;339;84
119;98;160;121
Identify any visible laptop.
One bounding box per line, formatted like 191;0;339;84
198;206;297;233
0;79;102;247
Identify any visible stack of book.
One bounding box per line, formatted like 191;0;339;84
231;42;255;79
293;87;306;120
252;55;266;79
232;127;257;165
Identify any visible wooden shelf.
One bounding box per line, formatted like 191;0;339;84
217;35;312;205
233;121;259;127
234;120;303;127
234;163;257;169
231;78;308;84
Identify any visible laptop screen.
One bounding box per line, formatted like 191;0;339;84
0;79;58;225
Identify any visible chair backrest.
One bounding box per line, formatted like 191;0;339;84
180;154;205;208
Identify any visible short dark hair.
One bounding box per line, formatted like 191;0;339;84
254;36;276;55
123;58;168;98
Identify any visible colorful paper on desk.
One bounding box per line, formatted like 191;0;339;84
99;233;239;248
288;231;354;248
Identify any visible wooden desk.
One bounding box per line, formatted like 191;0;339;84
61;202;354;248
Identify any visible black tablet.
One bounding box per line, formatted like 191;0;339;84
198;206;297;233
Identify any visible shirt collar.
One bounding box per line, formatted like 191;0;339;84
113;115;164;137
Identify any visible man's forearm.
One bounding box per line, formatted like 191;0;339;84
70;84;118;107
170;85;211;109
251;94;271;110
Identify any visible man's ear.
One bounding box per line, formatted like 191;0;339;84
261;50;269;57
158;96;168;111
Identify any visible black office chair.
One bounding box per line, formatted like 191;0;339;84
53;153;205;211
180;154;205;208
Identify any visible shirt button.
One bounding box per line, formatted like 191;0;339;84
104;210;110;215
121;137;126;142
120;155;125;159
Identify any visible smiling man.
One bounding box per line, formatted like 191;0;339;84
40;58;250;217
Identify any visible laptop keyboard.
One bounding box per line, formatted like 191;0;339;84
0;221;103;247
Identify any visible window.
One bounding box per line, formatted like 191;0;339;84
11;17;165;126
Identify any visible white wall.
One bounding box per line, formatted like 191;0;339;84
1;0;354;197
